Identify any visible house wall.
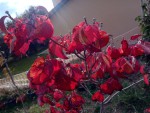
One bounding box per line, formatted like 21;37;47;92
50;0;142;46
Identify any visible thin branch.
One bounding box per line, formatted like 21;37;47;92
50;38;67;50
0;51;27;113
100;102;104;113
80;83;92;96
74;51;85;60
83;49;90;78
50;38;86;61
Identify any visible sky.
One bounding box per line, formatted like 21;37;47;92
0;0;54;18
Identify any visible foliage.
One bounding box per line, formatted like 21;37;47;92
0;6;150;113
135;0;150;41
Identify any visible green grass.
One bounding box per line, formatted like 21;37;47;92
103;82;150;113
7;53;47;75
9;55;38;75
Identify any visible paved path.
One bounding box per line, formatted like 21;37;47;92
0;71;29;92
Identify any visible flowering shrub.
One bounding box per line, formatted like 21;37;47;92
0;6;150;113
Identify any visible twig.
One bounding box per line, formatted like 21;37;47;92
74;51;85;60
80;83;92;96
83;49;90;78
50;38;67;50
100;102;104;113
0;51;27;113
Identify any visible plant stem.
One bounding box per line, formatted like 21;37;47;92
0;51;27;113
80;83;92;96
100;102;104;113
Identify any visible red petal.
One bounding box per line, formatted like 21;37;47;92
53;90;64;102
109;78;123;91
70;66;84;82
28;57;53;85
120;39;131;56
144;74;149;85
70;93;85;107
138;41;150;54
130;34;141;40
100;53;112;71
19;41;31;55
98;30;109;48
54;69;78;91
131;45;144;57
82;25;100;44
30;15;54;40
100;83;113;94
91;67;104;80
92;91;104;102
49;40;68;59
140;65;145;74
115;58;134;74
0;16;8;34
68;41;84;53
106;46;121;59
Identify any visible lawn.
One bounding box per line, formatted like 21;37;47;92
7;52;47;76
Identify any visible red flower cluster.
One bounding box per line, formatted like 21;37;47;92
27;15;150;112
0;6;54;56
28;57;85;112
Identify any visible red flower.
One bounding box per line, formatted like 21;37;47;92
68;64;85;82
137;41;150;54
92;91;104;102
30;15;54;41
54;69;78;91
1;8;54;56
100;78;122;94
91;67;104;79
107;46;121;59
49;36;68;59
100;53;112;72
144;74;149;86
100;82;113;94
108;78;123;91
80;24;100;45
0;16;9;34
70;93;85;108
109;64;127;79
115;57;134;74
53;90;64;102
130;44;144;57
96;30;109;48
27;57;53;85
140;65;145;75
119;39;131;56
130;34;141;40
